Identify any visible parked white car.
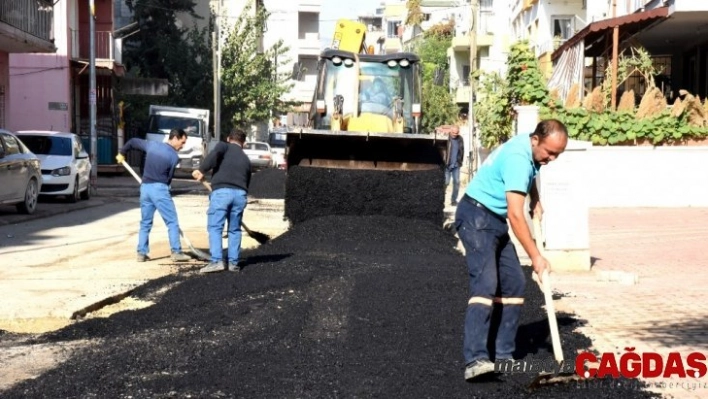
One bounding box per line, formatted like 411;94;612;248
14;131;92;202
243;141;273;170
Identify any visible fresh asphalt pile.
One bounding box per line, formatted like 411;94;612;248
248;168;286;199
1;212;658;398
285;166;445;226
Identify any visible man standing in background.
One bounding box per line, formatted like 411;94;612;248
445;125;465;206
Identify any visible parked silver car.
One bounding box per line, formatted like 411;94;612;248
243;141;273;169
0;129;42;214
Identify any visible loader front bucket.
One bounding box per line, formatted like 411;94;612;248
284;129;449;226
285;129;447;171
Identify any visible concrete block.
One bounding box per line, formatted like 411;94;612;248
543;249;592;272
596;270;639;285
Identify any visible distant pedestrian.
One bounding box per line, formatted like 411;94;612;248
445;125;465;206
116;129;191;263
192;128;252;273
455;119;568;381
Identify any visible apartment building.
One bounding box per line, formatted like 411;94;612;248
8;0;125;166
382;0;407;54
448;0;511;110
0;0;56;129
509;0;587;78
551;0;708;104
358;3;386;55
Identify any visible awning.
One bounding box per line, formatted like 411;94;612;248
552;6;670;61
70;59;126;77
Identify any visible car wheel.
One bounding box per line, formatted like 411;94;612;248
80;179;90;200
67;177;79;203
16;178;39;215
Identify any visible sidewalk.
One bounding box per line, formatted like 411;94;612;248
550;208;708;399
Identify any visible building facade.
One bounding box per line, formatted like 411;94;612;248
551;0;708;105
448;0;511;110
0;0;56;129
9;0;125;166
509;0;587;78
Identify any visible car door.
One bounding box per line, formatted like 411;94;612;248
0;132;25;201
0;134;10;201
73;135;90;192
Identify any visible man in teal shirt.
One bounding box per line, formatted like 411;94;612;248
455;119;568;381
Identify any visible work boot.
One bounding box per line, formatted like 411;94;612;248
171;252;191;262
137;253;149;262
227;263;241;272
200;262;225;273
464;359;495;381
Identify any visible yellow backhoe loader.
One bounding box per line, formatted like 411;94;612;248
284;19;449;224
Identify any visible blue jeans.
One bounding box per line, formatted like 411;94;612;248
445;166;460;203
455;196;526;365
207;187;248;264
138;183;182;255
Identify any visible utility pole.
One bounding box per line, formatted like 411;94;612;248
611;0;619;110
212;0;222;142
89;0;97;195
468;0;479;179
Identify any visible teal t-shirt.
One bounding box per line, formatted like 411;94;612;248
465;133;540;218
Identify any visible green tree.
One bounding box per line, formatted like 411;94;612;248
405;0;424;27
412;26;459;133
220;1;294;131
474;71;514;148
506;40;550;107
123;0;211;107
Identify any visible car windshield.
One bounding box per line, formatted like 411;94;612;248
268;132;286;148
245;143;269;151
20;135;72;156
148;115;201;137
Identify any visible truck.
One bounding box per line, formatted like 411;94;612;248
145;105;211;172
284;19;448;223
268;128;287;169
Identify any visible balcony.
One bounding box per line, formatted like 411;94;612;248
291;75;317;103
0;0;55;53
455;85;471;104
70;29;115;60
299;0;322;13
450;13;494;51
298;32;320;56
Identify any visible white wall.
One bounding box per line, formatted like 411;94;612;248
585;146;708;207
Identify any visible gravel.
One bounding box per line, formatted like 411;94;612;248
0;214;658;398
248;169;286;199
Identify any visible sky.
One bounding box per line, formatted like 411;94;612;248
318;0;386;47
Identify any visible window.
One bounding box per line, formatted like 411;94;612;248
387;20;401;38
462;65;470;86
0;133;20;155
20;135;72;156
552;16;574;40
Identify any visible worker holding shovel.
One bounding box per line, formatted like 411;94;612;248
455;119;568;381
116;129;191;263
192;128;252;273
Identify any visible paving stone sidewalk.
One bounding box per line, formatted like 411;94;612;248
552;208;708;399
